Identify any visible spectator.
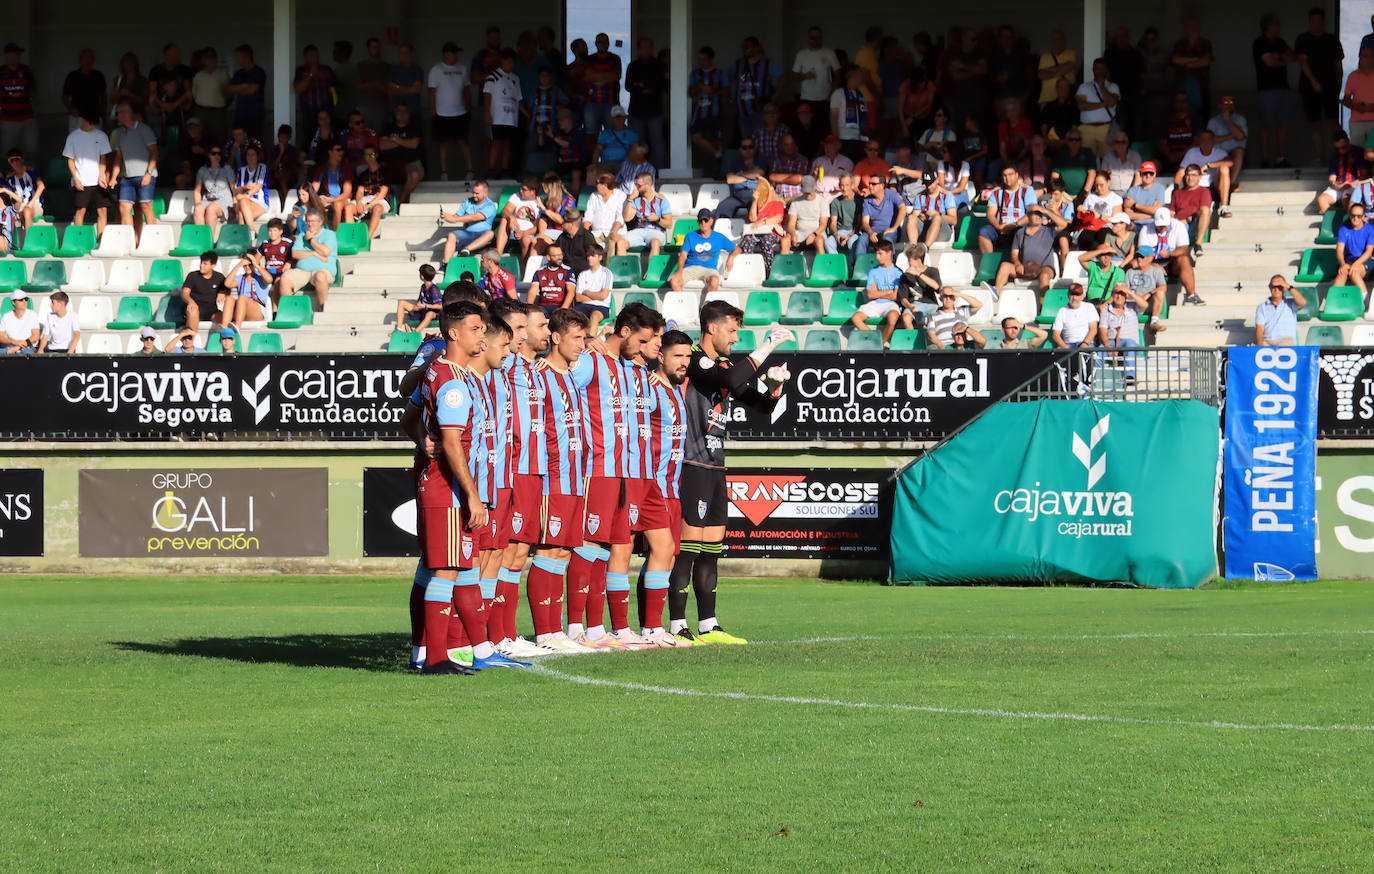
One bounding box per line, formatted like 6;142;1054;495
998;100;1034;165
148;44;192;135
530;244;575;314
1052;128;1097;196
1037;30;1078;108
174;117;209;188
440;180;498;259
1124;161;1169;226
1253;14;1296;168
732;37;781;142
257;218;291;287
1;290;38;354
592;106;638;171
1140;207;1204;304
285;183;316;237
727;178;789;275
1318;129;1366;214
111;102;159;235
537;26;565;79
614;141;655;195
1206;95;1249;186
583;172;625;250
825;173;861;262
583;33;623;148
4;148;43;228
898;242;942;315
554;209;596;273
942;28;988;129
831;67;871;162
937;142;973;211
1104;27;1147;139
62;49;107;131
551;107;587;193
1334;203;1374;301
905;169;956;246
1;43;38;156
136;325;160;354
1158;92;1196;169
1255;276;1306;345
785;177;826;254
313;143;353;229
1295;7;1343;163
942;321;987;350
480;249;518;300
352;147;390;239
1099;133;1142;198
624;38;666;164
428;42;472;182
999;316;1049;348
294;46;336;145
1082;169;1124;221
1098;286;1147;381
389;44;425;116
791;101;824;159
533;174;576;248
1075;58;1120;157
380;104;423;204
1017;135;1055;190
305;110;339;170
618;172;672;257
1121;245;1168;336
1342;48;1374;149
354;38;390;132
990;207;1056;302
225;249;275;329
331;41;357;118
926;286;984;349
280;208;336;305
850;239;904;347
269;125;300;205
889;143;926;201
857;171;905;256
853;26;885;131
898;66;940;146
1039;179;1078;273
565;38;588;113
689;47;729;162
525;66;568;155
1077;247;1127;303
714;137;764;219
572;243;613;331
671;210;733;293
63;108;113;234
979;165;1038;254
959;114;992;189
0;188;17;250
484;49;522;177
1040;78;1081;146
224;124;262;171
104;52;142;121
1170;164;1214;247
166;327;206;355
227;45;267;141
496;177;542;261
191;48;230;146
342;110;379;172
790;26;840;130
1100;212;1138;263
471;26;504;96
768;134;810;199
852;139;891;190
1051;283;1098;348
180;251;228;334
753;103;789;171
1178;129;1234;217
1172;17;1214;120
809;135;853;203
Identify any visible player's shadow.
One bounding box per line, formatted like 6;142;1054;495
114;633;411;673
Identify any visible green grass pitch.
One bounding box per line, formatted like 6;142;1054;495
3;575;1372;871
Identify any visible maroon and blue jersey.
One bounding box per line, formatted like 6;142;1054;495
413;358;477;509
690;68;729;122
648;377;686;498
409;334;445;368
619;357;657;480
507;354;547;476
571;350;627;478
485;363;515;490
466;368;497;506
539;365;586;495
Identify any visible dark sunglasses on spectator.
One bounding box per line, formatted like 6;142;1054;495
209;150;222;156
1269;283;1286;290
1353;212;1367;219
870;178;884;185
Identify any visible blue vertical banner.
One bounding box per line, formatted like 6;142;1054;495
1224;346;1319;580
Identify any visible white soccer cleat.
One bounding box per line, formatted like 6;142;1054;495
507;637;556;657
611;629;657;650
543;632;596;654
641;628;688;648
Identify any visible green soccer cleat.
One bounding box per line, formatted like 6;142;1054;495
696;627;748;645
447;646;474;667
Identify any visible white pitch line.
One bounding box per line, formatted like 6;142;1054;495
745;630;1374;644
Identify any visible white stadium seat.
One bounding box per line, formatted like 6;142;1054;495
82;333;123;354
162;190;193;222
694;183;728;214
996;288;1038;324
521;256;547;283
1349;324;1374;345
723;254;766;288
703;290;741;309
659;184;694;217
61;261;105;293
660;291;701;329
133;224;174;257
934;251;975;286
101;260;144;293
95;225;135;257
964;286;997;325
76;295;114;330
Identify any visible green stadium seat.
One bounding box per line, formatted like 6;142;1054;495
889;329;926;351
53;224;96;257
45;156;72;187
140;259;184;293
804;254;850;288
608;255;641;288
388;331;424;353
499;255;520;279
335;222;371;255
762;253;806;287
213;224;253;256
256;223;273;245
1137;294;1170;322
0;260;27;292
12;224;56;257
973;251;1004;285
170;224;214;257
148;292;187;329
1320;285;1366;321
780;290;824;325
954;216;988;250
982;332;1003;349
1294;248;1339;283
1036;288;1069;324
24;260;66;292
743;291;782;325
152;190;169;218
1316;210;1342;245
247;333;285;354
621;291;659;311
445;255;481;284
846;330;883;351
268;295;314;329
971;199;986;215
821;289;862;325
495;185;515;211
638;254;675;288
804;329;842;351
775;336;798;352
733;329;756;352
1293;289;1319;321
576;189;591;211
106;295;154;329
666;218;696;249
1305;325;1345;345
847;253;879;287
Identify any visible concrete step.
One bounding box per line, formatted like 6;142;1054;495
1207;228;1316;246
348;258;424;277
399;203;442;218
321;295;387;314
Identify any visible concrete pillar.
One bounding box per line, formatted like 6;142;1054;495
1083;0;1104;68
273;0;297;139
664;0;692;178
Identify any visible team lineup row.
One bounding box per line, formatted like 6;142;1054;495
396;281;794;673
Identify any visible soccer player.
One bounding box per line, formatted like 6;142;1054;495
672;301;793;644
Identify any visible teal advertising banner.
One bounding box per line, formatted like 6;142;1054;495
890;400;1220;588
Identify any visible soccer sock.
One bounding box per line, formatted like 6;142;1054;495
497;568;522;642
693;542;723;631
636;565;648;628
567;545;599;629
422;576;456;666
584;546;610;634
606;571;631;632
479;574;501;643
448;568;482;653
669;541;701;631
641;570;671;632
410;561;429;647
528;555;567;639
453;570;493;658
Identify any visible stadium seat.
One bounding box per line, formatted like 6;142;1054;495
106;295;154;329
608;255;641;288
13;224;56;257
695;183;728;214
996;288;1039;324
981;332;1003;348
621;291;659;312
161;190;193;222
743;291;782;325
335;222;371;255
521;256;546;283
805;329;842;351
125;331;158;353
1349;324;1374;345
60;260;105;293
53;224;96;257
780;290;824;325
82;333;123;354
847;253;879;287
702;290;742;308
972;252;1004;286
247;333;285;354
933;251;976;286
132;224;174;257
659;184;694;217
1305;325;1345;345
889;329;926;351
0;260;27;291
805;254;849;287
1130;140;1156;160
102;260;144;293
666;218;697;249
1320;286;1365;321
638;254;675;288
1294;248;1339;283
445;255;481;284
733;328;756;352
213;224;253;256
1036;288;1069;324
148;292;187;329
494;185;515;211
1293;289;1319;321
45;156;71;187
76;295;114;330
499;254;520;279
821;289;862;324
388;331;424;353
268;295;313;329
964;286;997;325
24;260;66;292
576;189;591;211
661;291;700;329
845;330;883;351
93;224;135;257
170;224;214;257
724;255;766;288
954;216;987;250
1316;210;1341;245
762;253;806;287
1057;254;1087;284
140;259;184;293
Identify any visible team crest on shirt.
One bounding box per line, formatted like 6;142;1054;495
697;500;708;518
512;512;524;533
629;504;639;525
587;513;601;534
549;516;562;537
444;389;463;407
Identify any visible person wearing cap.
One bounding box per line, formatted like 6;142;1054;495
904;169;956;247
553;208;597;274
979;165;1038;254
1050;283;1099;348
1178;128;1234;217
1099;212;1138;263
989;206;1057;302
1255;275;1307;345
1170;164;1213;250
427;41;473;182
167;327;206;355
1098;283;1149;381
136;326;162;354
1121;245;1168;335
718;137;766;218
1124;161;1169;227
216;324;240;353
1141;206;1204;304
785;177;827;254
671;210;734;292
0;43;37;158
2;290;39;354
592;105;638;171
768;134;811;199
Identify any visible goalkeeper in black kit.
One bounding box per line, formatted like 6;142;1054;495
670;299;794;645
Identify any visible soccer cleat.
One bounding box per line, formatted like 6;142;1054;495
419;660;473;675
448;646;474;667
611;629;656;650
696;627;748;645
642;628;689;648
542;633;597;654
507;637;556;658
471;651;532;669
577;632;628;651
408;656;425;670
672;628;698;645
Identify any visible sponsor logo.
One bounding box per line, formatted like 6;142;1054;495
761;358;992;425
1253;562;1295;581
443;388;463;408
726;474;881;525
1071;414;1110;489
0;469;42;557
462;538;472;559
242;366;271;424
1318;352;1374;422
586;513;600;534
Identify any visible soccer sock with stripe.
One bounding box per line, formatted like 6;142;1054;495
585;546;611;636
410;561;430;664
693;542;723;633
422;576;456;667
669;541;702;633
566;545;600;633
606;570;631;632
448;568;478;653
528;555;567;639
453;569;494;659
641;570;671;633
497;568;522;642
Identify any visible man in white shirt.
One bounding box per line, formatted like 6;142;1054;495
1205;94;1248;189
427;41;473;181
1139;207;1205;305
583;172;626;249
785;176;826;253
62;108;113;234
1051;283;1099;348
789;26;840;132
1074;58;1121;158
809;135;853;202
483;50;522;177
1;290;39;354
37;290;80;353
495;177;542;262
1177;129;1234;216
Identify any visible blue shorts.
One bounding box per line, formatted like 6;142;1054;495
979;224;1017;247
447;228;490;250
623;227;666;248
118;176;156;204
573;302;610;319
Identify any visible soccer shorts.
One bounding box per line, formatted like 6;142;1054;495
679;463;728;527
582;475;631;545
542;492;586;548
631;479;671;533
476;498;501;552
507;474;544;544
486;487;513;551
419;505;479;571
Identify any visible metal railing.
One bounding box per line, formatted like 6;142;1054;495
1006;347;1224;407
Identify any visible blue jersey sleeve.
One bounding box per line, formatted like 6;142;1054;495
434;378;472;428
409;337;444;370
570;351;596;389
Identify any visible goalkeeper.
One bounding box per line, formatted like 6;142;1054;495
670;300;794;645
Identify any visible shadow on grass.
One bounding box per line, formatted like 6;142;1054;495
114;633;412;673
